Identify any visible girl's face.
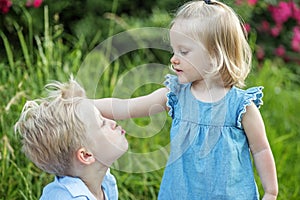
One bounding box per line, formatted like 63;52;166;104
77;99;128;166
169;20;212;84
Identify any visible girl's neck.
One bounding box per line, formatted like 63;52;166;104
191;78;231;103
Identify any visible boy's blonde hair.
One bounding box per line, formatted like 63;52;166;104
171;0;252;87
15;77;87;176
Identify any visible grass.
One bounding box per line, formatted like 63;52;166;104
1;5;300;200
246;61;300;199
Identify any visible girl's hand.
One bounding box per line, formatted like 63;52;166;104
262;193;277;200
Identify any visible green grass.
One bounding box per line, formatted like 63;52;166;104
247;61;300;199
1;5;300;200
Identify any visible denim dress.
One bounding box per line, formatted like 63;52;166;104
158;74;262;200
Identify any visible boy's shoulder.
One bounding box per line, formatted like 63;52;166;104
39;176;91;200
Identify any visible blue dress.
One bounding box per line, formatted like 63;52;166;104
158;74;263;200
40;169;118;200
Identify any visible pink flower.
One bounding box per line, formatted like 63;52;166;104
260;20;270;32
0;0;12;14
244;23;251;33
256;46;265;60
294;10;300;24
291;39;300;52
274;45;286;57
291;26;300;52
290;2;300;24
270;24;282;37
268;2;293;25
247;0;257;6
26;0;43;8
235;0;243;6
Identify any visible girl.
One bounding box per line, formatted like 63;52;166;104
94;0;278;199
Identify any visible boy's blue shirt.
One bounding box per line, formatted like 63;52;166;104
40;169;118;200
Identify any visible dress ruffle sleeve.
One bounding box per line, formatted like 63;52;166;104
237;86;264;128
163;74;180;118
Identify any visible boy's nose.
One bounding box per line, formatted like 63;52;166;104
106;118;117;129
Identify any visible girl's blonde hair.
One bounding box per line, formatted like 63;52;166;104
15;77;87;176
171;0;252;88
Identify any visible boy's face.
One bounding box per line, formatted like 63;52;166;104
77;99;128;166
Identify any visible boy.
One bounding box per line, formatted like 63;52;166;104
15;77;128;200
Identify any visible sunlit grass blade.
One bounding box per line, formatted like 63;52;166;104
34;35;48;66
0;31;14;68
21;6;33;62
14;22;32;68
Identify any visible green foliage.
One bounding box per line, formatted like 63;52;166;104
0;7;85;198
232;0;300;69
0;0;178;62
246;60;300;199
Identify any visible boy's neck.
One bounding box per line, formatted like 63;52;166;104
84;167;108;200
92;187;105;200
74;164;108;200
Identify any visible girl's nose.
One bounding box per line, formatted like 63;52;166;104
170;54;180;65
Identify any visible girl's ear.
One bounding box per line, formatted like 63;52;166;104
76;147;96;165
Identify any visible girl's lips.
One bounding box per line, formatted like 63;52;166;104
174;68;183;74
171;65;183;73
173;67;183;72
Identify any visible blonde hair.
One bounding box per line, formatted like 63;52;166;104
171;0;252;87
15;77;87;176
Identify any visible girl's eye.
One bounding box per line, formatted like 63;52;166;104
179;50;189;55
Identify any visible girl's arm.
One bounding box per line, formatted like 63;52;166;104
92;87;169;120
242;102;278;200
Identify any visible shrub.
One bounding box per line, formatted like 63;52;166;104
234;0;300;69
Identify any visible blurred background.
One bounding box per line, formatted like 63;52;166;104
0;0;299;199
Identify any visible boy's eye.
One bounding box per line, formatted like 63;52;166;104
101;120;106;127
99;115;106;127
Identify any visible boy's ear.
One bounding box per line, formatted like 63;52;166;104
76;147;96;165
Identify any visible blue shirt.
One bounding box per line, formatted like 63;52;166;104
40;169;118;200
158;75;262;200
